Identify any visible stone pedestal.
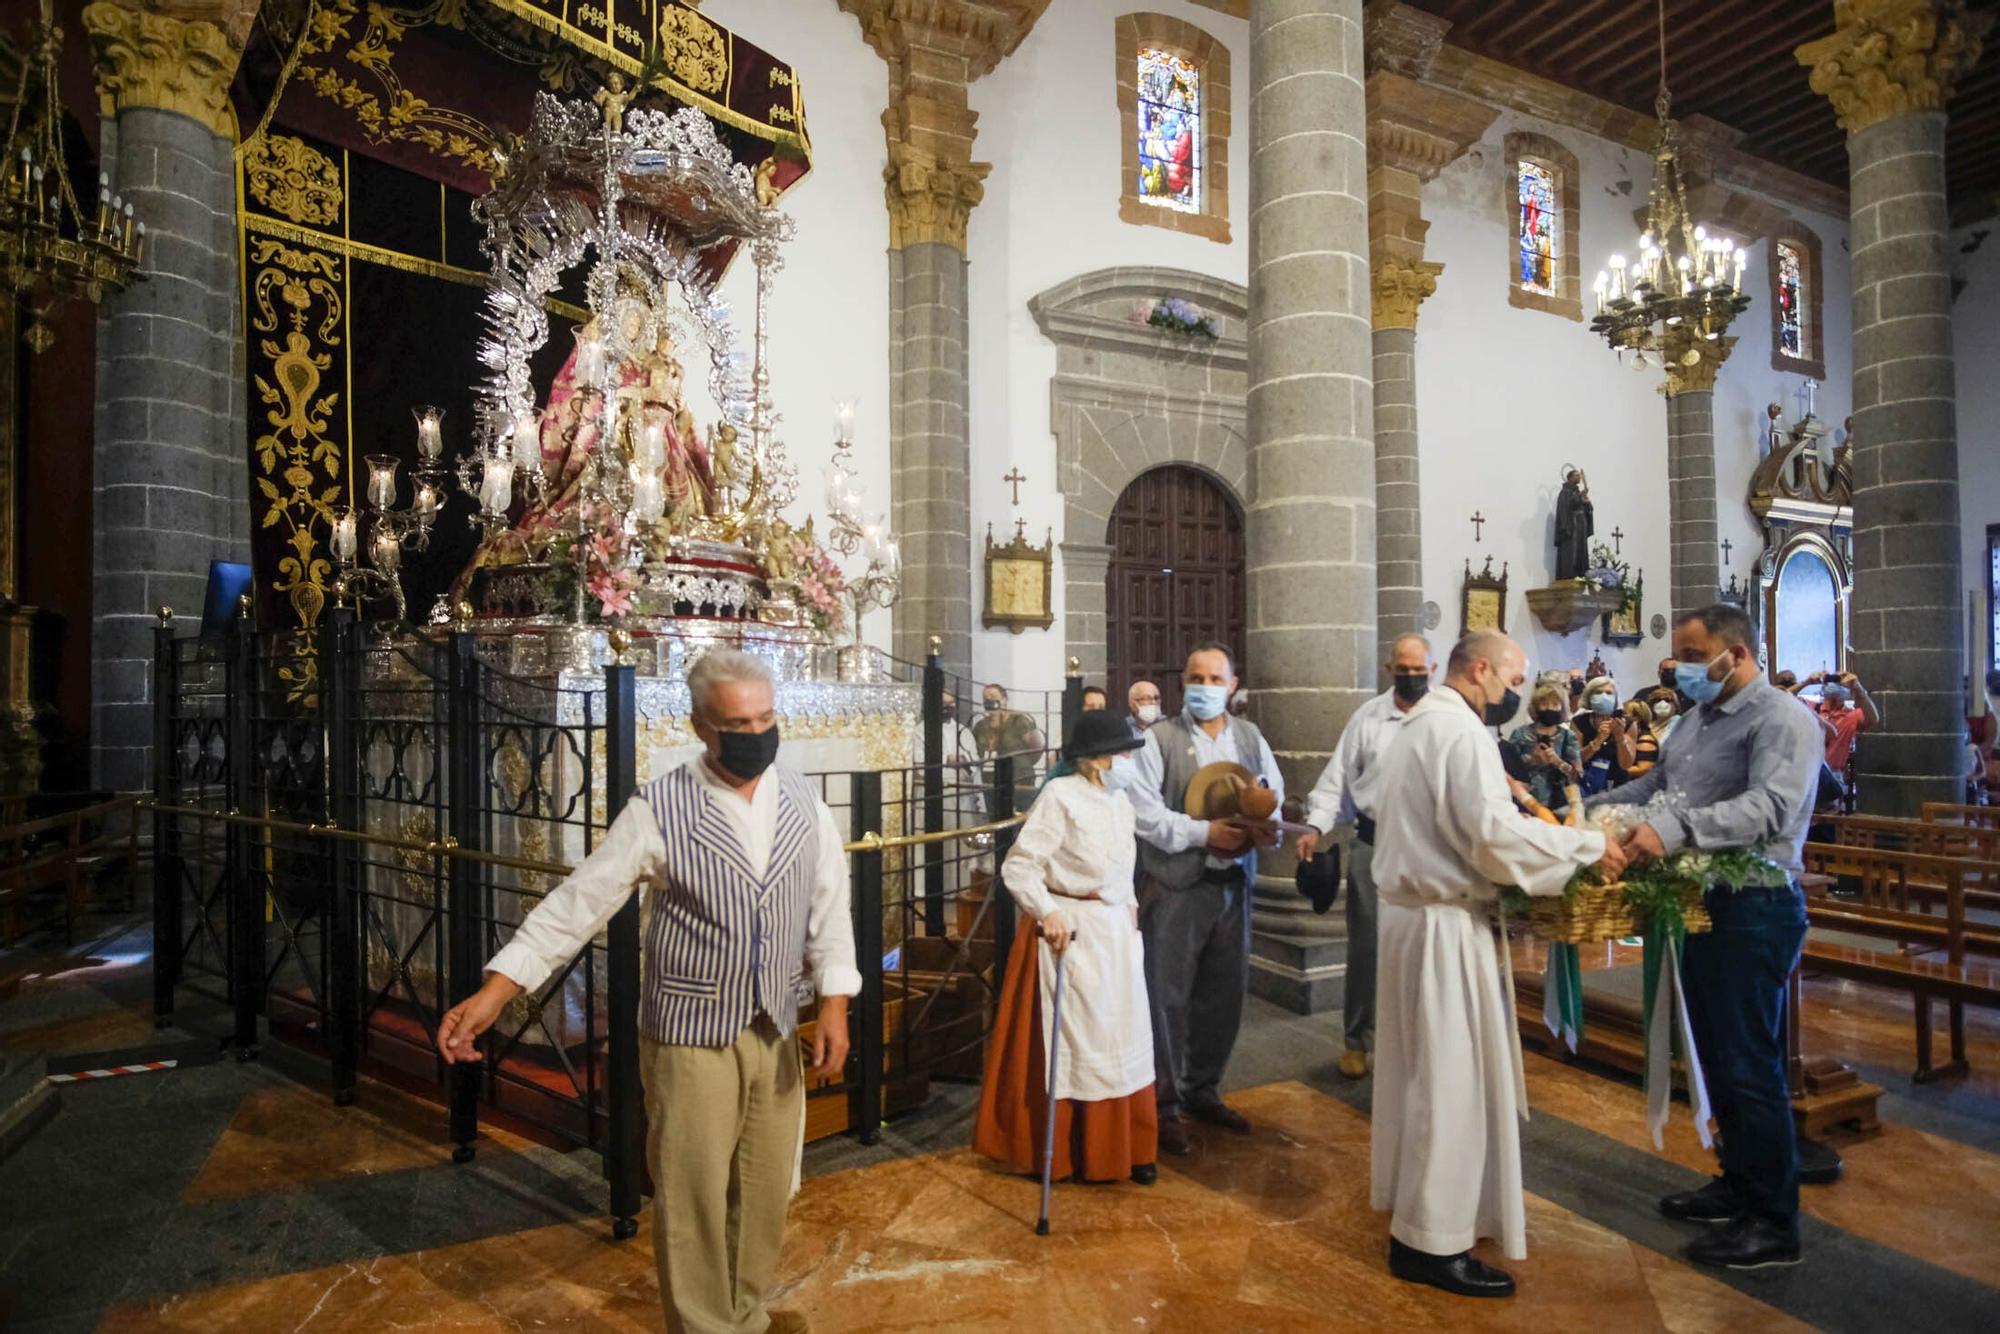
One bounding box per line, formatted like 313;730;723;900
85;1;255;792
1799;0;1991;816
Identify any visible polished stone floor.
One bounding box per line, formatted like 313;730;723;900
3;915;1998;1331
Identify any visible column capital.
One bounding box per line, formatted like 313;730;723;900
1660;328;1738;397
84;0;257;136
1365;71;1499;182
838;0;1052;80
1371;257;1443;331
1797;0;1994;136
884;137;989;251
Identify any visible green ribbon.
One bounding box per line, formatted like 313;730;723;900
1542;941;1584;1052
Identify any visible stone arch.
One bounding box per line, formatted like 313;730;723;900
1027;265;1247;681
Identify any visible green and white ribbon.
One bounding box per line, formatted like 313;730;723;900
1541;941;1584;1052
1640;917;1713;1150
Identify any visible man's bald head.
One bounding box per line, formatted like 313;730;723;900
1388;634;1432;672
1448;629;1519;678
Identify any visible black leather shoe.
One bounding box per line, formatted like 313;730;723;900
1158;1115;1192;1156
1187;1101;1251;1134
1660;1176;1744;1223
1686;1216;1802;1270
1130;1162;1158;1186
1388;1238;1516;1297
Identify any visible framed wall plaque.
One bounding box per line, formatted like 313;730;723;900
982;522;1055;633
1461;556;1509;636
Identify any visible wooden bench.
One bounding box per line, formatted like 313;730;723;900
1922;802;2000;832
1823;814;2000;912
1800;841;2000;1081
0;796;141;946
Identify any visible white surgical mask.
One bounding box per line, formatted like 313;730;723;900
1135;703;1161;725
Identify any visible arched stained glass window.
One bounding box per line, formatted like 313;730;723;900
1137;48;1201;214
1776;241;1807;359
1517;161;1558;296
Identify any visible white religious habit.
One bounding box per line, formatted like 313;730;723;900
999;775;1153;1099
1369;689;1605;1260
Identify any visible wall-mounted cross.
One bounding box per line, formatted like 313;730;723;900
1004;467;1028;506
1610;527;1625;555
1796;378;1818;421
1471;511;1485;542
1720;537;1734;567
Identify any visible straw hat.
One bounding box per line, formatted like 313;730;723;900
1185;760;1260;821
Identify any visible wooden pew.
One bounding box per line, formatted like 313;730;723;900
1823;814;2000;911
1801;841;2000;1081
1922;802;2000;831
0;796;141;945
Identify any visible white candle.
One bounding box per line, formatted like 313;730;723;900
1677;254;1693;295
1733;248;1747;291
575;329;605;384
638;416;667;470
370;529;401;572
480;457;514;514
633;469;665;523
366;455;398;510
1609;255;1627;299
834;400;857;444
332;511;358;562
414;483;438;520
413;406;445;461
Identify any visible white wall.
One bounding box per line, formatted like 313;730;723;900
1955;224;2000;695
699;1;895;649
967;0;1250;692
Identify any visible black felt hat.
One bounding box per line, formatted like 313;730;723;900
1063;709;1145;761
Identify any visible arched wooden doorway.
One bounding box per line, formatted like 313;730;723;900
1105;465;1246;713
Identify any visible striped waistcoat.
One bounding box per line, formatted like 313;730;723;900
638;764;820;1046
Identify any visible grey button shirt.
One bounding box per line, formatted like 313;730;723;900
1587;675;1823;879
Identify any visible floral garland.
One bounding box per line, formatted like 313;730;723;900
1136;295;1219;341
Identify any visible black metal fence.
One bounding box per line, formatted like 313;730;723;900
150;607;1079;1232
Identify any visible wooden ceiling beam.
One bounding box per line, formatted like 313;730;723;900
1537;6;1644;66
1466;0;1585;56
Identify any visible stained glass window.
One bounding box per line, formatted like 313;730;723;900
1138;48;1201;214
1517;161;1558;296
1776;241;1807;359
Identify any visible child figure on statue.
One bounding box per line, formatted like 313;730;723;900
973;711;1160;1186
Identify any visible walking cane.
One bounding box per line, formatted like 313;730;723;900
1036;942;1069;1237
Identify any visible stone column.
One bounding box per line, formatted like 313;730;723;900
1662;328;1734;619
1800;0;1992;816
84;1;254;792
840;1;1045;682
1243;0;1375;972
1362;33;1496;671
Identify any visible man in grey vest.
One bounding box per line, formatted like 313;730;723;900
1126;641;1284;1155
438;649;857;1334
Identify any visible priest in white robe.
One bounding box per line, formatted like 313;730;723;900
1369;630;1627;1297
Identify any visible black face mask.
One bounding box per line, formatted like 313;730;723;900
1392;673;1429;704
716;726;781;782
941;704;957;723
1484;688;1520;728
1534;708;1564;727
983;699;1002;713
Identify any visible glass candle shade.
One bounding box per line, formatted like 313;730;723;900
370;528;401;573
480;456;514;515
331;511;359;562
413;406;445;462
365;455;399;510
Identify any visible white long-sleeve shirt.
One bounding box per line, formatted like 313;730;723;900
486;758;862;1001
1125;712;1285;866
1303;688;1411;835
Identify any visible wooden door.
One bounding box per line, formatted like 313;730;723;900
1106;465;1245;713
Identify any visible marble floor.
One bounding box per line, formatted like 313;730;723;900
4;914;1999;1332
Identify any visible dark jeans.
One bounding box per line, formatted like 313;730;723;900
1679;884;1808;1233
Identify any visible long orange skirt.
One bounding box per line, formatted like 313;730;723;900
971;923;1158;1182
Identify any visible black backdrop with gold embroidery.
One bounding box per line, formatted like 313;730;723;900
230;1;810;694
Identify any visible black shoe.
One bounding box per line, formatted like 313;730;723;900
1387;1238;1516;1297
1659;1176;1744;1223
1131;1162;1158;1186
1158;1115;1192;1156
1187;1101;1251;1134
1686;1216;1802;1271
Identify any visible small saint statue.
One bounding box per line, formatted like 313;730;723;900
1554;466;1594;583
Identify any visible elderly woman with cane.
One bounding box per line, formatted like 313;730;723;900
973;710;1159;1192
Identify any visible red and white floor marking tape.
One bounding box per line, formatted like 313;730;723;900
47;1059;178;1083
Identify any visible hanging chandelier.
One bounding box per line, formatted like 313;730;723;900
1590;0;1748;374
0;0;144;353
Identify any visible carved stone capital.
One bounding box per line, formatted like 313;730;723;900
1364;0;1451;80
1661;328;1738;398
884;139;989;251
838;0;1052;80
1365;71;1499;181
1797;0;1994;136
1371;257;1444;331
84;0;257;135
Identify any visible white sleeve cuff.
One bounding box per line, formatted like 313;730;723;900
815;965;862;999
486;941;552;996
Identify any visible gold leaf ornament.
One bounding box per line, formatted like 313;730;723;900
659;5;728;94
243;135;345;228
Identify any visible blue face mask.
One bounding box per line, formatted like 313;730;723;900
1184;684;1229;721
1589;694;1616;715
1675;651;1733;705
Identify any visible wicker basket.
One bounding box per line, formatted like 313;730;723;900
1518;880;1712;945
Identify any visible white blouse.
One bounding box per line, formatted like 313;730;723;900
1001;774;1138;920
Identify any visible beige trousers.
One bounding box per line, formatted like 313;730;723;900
641;1019;803;1334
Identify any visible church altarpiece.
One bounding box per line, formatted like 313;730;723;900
1025;266;1247;695
1747;404;1853;677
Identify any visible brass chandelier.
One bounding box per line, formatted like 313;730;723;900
1590;0;1749;373
1;0;144;353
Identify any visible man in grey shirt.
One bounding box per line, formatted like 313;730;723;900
1593;604;1821;1272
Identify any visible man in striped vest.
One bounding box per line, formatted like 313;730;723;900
439;649;858;1334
